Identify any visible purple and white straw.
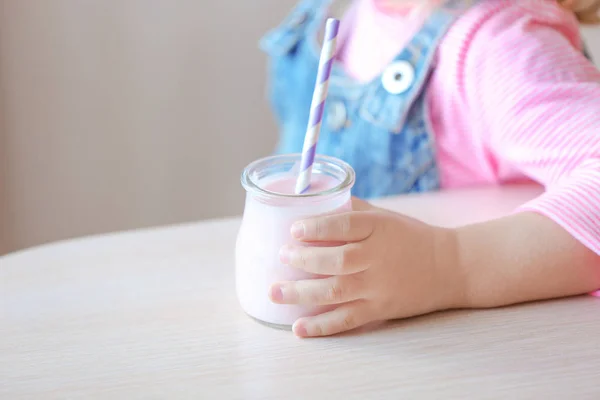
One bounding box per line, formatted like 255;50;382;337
295;18;340;194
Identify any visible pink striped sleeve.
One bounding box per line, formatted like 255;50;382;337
461;2;600;255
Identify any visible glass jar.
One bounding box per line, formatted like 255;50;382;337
236;154;355;329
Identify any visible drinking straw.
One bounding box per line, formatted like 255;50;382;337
295;18;340;194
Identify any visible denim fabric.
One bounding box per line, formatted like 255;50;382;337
260;0;475;199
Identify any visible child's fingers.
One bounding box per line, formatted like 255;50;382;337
269;275;365;306
291;212;376;242
292;300;372;337
279;243;370;275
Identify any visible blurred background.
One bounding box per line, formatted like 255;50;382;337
0;1;598;255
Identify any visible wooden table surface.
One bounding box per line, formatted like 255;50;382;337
2;184;600;399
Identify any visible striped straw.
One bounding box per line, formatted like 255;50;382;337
295;18;340;194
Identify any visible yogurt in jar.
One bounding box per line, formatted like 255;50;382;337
236;154;355;328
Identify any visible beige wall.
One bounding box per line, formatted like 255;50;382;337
0;0;296;253
0;2;598;254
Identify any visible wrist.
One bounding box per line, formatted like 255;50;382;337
432;226;468;310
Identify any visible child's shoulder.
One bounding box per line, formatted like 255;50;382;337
454;0;580;39
439;0;582;62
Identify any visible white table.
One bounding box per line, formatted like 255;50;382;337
2;184;600;399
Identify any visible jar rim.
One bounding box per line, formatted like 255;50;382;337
241;153;355;199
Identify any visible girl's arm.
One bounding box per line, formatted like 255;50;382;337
458;2;600;306
453;212;600;309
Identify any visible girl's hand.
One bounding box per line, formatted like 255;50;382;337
269;198;465;337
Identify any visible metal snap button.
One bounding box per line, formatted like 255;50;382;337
381;61;415;95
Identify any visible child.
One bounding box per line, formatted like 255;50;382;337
260;0;600;337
